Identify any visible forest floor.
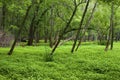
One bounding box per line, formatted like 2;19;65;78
0;42;120;80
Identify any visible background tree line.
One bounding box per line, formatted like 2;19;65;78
0;0;120;55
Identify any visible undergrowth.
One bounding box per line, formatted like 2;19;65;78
0;42;120;80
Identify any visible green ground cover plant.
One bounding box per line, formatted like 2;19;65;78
0;42;120;80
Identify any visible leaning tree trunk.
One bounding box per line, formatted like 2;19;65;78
8;5;32;55
75;0;97;51
71;0;90;53
50;0;80;55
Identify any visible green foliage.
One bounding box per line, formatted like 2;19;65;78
1;0;120;46
43;53;54;62
9;25;19;35
99;0;120;7
0;42;120;79
98;40;107;45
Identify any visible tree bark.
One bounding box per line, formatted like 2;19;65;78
105;3;114;51
75;0;97;51
27;12;36;46
71;0;90;53
50;0;80;55
110;3;114;50
35;30;40;43
49;6;54;48
8;5;32;55
1;4;6;31
27;5;40;46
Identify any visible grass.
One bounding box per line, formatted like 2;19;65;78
0;42;120;80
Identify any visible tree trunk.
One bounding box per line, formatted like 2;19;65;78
35;30;40;43
59;36;75;46
8;5;32;55
44;29;48;43
110;3;114;50
53;32;59;45
49;6;54;48
71;0;90;53
27;13;36;46
27;5;40;46
1;4;6;31
50;1;79;55
49;36;53;48
105;3;114;51
75;0;97;51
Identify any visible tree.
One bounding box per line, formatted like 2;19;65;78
27;2;40;46
104;0;120;51
71;0;90;53
75;0;98;51
8;4;32;55
50;0;84;55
